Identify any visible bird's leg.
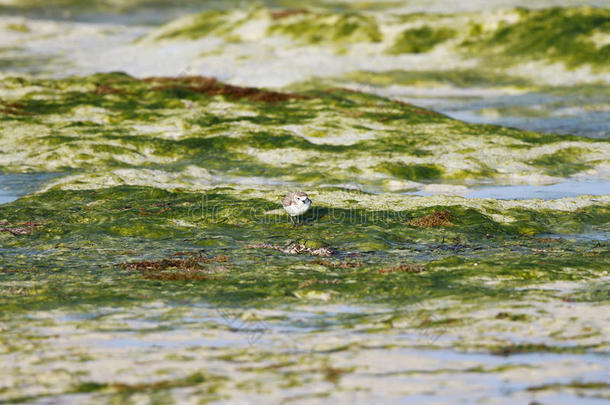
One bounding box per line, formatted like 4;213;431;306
289;215;295;225
292;215;303;228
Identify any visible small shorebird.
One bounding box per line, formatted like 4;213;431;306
282;192;311;225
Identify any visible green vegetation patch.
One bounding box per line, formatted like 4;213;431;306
1;5;609;403
148;7;382;45
526;380;610;392
376;162;444;181
267;10;382;45
141;6;610;70
149;9;253;41
465;7;610;69
530;146;594;177
389;26;455;54
343;69;534;88
0;73;607;188
73;371;226;394
0;185;608;309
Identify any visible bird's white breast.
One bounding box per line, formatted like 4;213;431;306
284;200;311;216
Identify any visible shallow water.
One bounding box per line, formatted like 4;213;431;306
3;298;609;404
411;97;608;141
397;90;610;140
0;173;61;204
413;179;610;200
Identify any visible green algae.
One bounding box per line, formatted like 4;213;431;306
148;7;382;46
149;8;257;41
489;342;593;356
1;185;608;310
388;26;455;54
6;23;30;33
530;147;595;177
140;5;610;72
527;381;610;391
6;371;227;404
0;67;609;402
1;281;608;403
73;371;227;395
342;69;534;89
267;11;382;45
387;6;610;69
2;74;607;187
465;7;610;69
376;162;444;181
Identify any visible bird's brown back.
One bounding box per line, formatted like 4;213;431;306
282;193;296;207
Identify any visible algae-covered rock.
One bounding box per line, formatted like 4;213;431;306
1;74;607;191
388;26;456;54
146;7;382;46
464;7;610;69
142;6;610;72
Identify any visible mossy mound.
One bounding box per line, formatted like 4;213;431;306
1;73;606;190
144;6;610;71
1;185;608;308
464;7;610;69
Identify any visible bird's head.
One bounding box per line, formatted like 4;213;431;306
295;192;311;205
